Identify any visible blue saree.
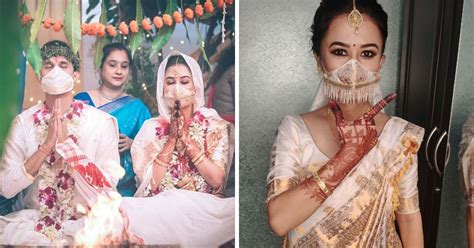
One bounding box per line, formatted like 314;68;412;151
74;92;151;196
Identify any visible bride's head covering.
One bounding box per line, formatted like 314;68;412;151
156;51;206;120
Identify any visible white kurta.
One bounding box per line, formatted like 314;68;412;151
0;103;120;245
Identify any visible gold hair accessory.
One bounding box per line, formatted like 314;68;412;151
348;0;363;34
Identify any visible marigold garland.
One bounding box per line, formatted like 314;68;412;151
204;0;214;13
172;11;183;24
195;4;204;17
18;0;234;38
163;14;173;26
184;8;194;20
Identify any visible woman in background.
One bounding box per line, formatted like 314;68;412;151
75;43;151;196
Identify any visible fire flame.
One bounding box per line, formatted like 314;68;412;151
74;191;125;247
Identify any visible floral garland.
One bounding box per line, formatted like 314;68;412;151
148;111;211;195
33;101;84;240
19;0;234;38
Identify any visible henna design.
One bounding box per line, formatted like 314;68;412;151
318;94;396;194
301;177;326;202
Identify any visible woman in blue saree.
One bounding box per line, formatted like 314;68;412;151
75;43;151;196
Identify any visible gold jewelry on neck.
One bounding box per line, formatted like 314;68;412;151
348;0;363;34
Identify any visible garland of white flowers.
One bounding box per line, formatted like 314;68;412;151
33;101;84;240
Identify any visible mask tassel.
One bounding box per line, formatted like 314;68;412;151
324;82;377;104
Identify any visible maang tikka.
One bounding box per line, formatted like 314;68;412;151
347;0;363;34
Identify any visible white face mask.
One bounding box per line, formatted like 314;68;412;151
322;59;381;104
163;83;196;109
41;66;74;95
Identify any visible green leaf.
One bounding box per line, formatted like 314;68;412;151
0;0;20;154
195;21;212;70
29;0;46;45
150;25;174;58
86;0;100;14
148;0;177;58
99;0;107;25
19;2;31;50
130;30;143;58
129;0;144;58
136;0;143;22
165;0;177;14
94;37;108;70
64;0;82;54
26;40;42;76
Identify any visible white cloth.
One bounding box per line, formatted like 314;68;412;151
0;103;120;245
267;115;424;246
121;189;235;247
460;114;474;206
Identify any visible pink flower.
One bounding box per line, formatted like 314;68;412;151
39;215;55;227
193;111;205;122
47;153;55;165
56;170;75;190
155;118;170;139
68;134;78;144
39;187;57;209
35;223;43;231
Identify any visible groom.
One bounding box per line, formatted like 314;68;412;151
0;40;121;244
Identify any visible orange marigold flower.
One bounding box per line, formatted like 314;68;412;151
204;0;214;13
119;21;129;35
217;0;225;9
173;11;183;24
87;23;98;35
225;0;233;5
106;24;117;37
153;16;163;29
43;18;53;29
142;18;152;31
97;23;106;37
53;20;62;32
163;14;173;26
21;14;31;25
184;8;194;20
80;23;88;35
195;4;204;17
130;20;139;33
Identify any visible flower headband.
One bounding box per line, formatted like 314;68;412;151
40;40;80;72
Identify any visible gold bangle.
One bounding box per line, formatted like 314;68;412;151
194;154;206;166
313;172;331;196
191;151;204;164
154;158;168;168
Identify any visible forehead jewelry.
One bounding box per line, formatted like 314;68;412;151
173;58;180;77
348;0;363;34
